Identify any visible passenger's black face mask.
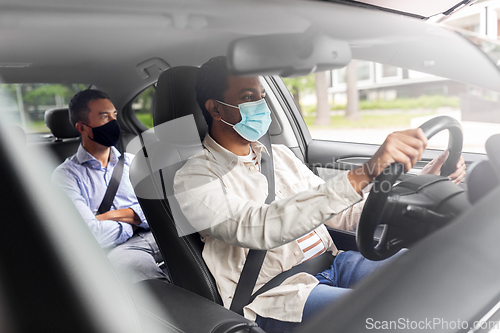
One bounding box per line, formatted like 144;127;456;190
84;119;121;147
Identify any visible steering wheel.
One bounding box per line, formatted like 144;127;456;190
356;116;463;261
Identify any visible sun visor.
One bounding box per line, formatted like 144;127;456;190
227;32;351;77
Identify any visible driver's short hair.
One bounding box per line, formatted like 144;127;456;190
195;56;230;128
69;89;110;128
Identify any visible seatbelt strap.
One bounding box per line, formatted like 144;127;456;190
230;131;274;316
249;251;335;304
97;154;125;215
259;130;276;204
229;249;267;315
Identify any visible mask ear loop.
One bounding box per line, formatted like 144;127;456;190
80;122;93;141
220;119;235;127
216;100;238;127
217;100;239;109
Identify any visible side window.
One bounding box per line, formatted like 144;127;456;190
0;83;87;133
283;61;500;154
132;85;155;129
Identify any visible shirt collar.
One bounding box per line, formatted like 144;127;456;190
202;133;269;168
75;144;121;169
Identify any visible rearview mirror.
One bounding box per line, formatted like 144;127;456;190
227;32;351;77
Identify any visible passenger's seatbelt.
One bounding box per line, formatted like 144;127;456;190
230;131;274;316
97;154;125;215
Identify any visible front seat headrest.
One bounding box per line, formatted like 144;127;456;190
467;160;499;205
45;108;80;139
153;66;208;141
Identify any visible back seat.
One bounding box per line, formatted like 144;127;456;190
41;107;137;165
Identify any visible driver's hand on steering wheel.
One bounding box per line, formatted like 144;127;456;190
347;128;428;194
419;149;466;184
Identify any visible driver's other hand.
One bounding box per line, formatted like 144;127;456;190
366;128;428;178
449;156;466;184
420;150;466;185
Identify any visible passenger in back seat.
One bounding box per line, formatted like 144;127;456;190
52;89;170;284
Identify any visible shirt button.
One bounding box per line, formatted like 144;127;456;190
249;166;255;171
294;251;300;256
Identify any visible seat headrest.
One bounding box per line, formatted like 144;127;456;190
153;66;208;141
467;160;499;205
44;108;80;139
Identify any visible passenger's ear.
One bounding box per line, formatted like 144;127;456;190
205;99;221;121
76;121;86;135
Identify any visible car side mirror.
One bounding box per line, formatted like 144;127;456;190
227;32;351;77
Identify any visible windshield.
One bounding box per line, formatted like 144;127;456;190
449;26;500;70
284;62;500;154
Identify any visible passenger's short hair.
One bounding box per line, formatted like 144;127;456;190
195;56;230;127
68;89;110;128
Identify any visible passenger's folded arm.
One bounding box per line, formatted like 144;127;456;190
96;208;141;225
52;169;134;247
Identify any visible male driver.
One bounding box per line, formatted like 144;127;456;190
53;89;169;284
174;56;465;331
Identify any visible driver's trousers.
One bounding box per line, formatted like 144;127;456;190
255;250;402;333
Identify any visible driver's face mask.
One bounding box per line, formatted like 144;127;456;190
217;99;272;142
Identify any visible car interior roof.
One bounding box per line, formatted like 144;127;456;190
3;1;500;332
1;0;500;110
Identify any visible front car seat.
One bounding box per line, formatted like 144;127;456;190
130;66;221;304
130;66;268;332
130;67;274;331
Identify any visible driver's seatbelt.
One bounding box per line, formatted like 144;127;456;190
229;132;336;316
229;131;274;316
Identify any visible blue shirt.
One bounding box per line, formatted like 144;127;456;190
52;144;148;248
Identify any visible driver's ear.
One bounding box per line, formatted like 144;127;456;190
205;99;222;121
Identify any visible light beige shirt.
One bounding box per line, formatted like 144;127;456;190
174;134;365;322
